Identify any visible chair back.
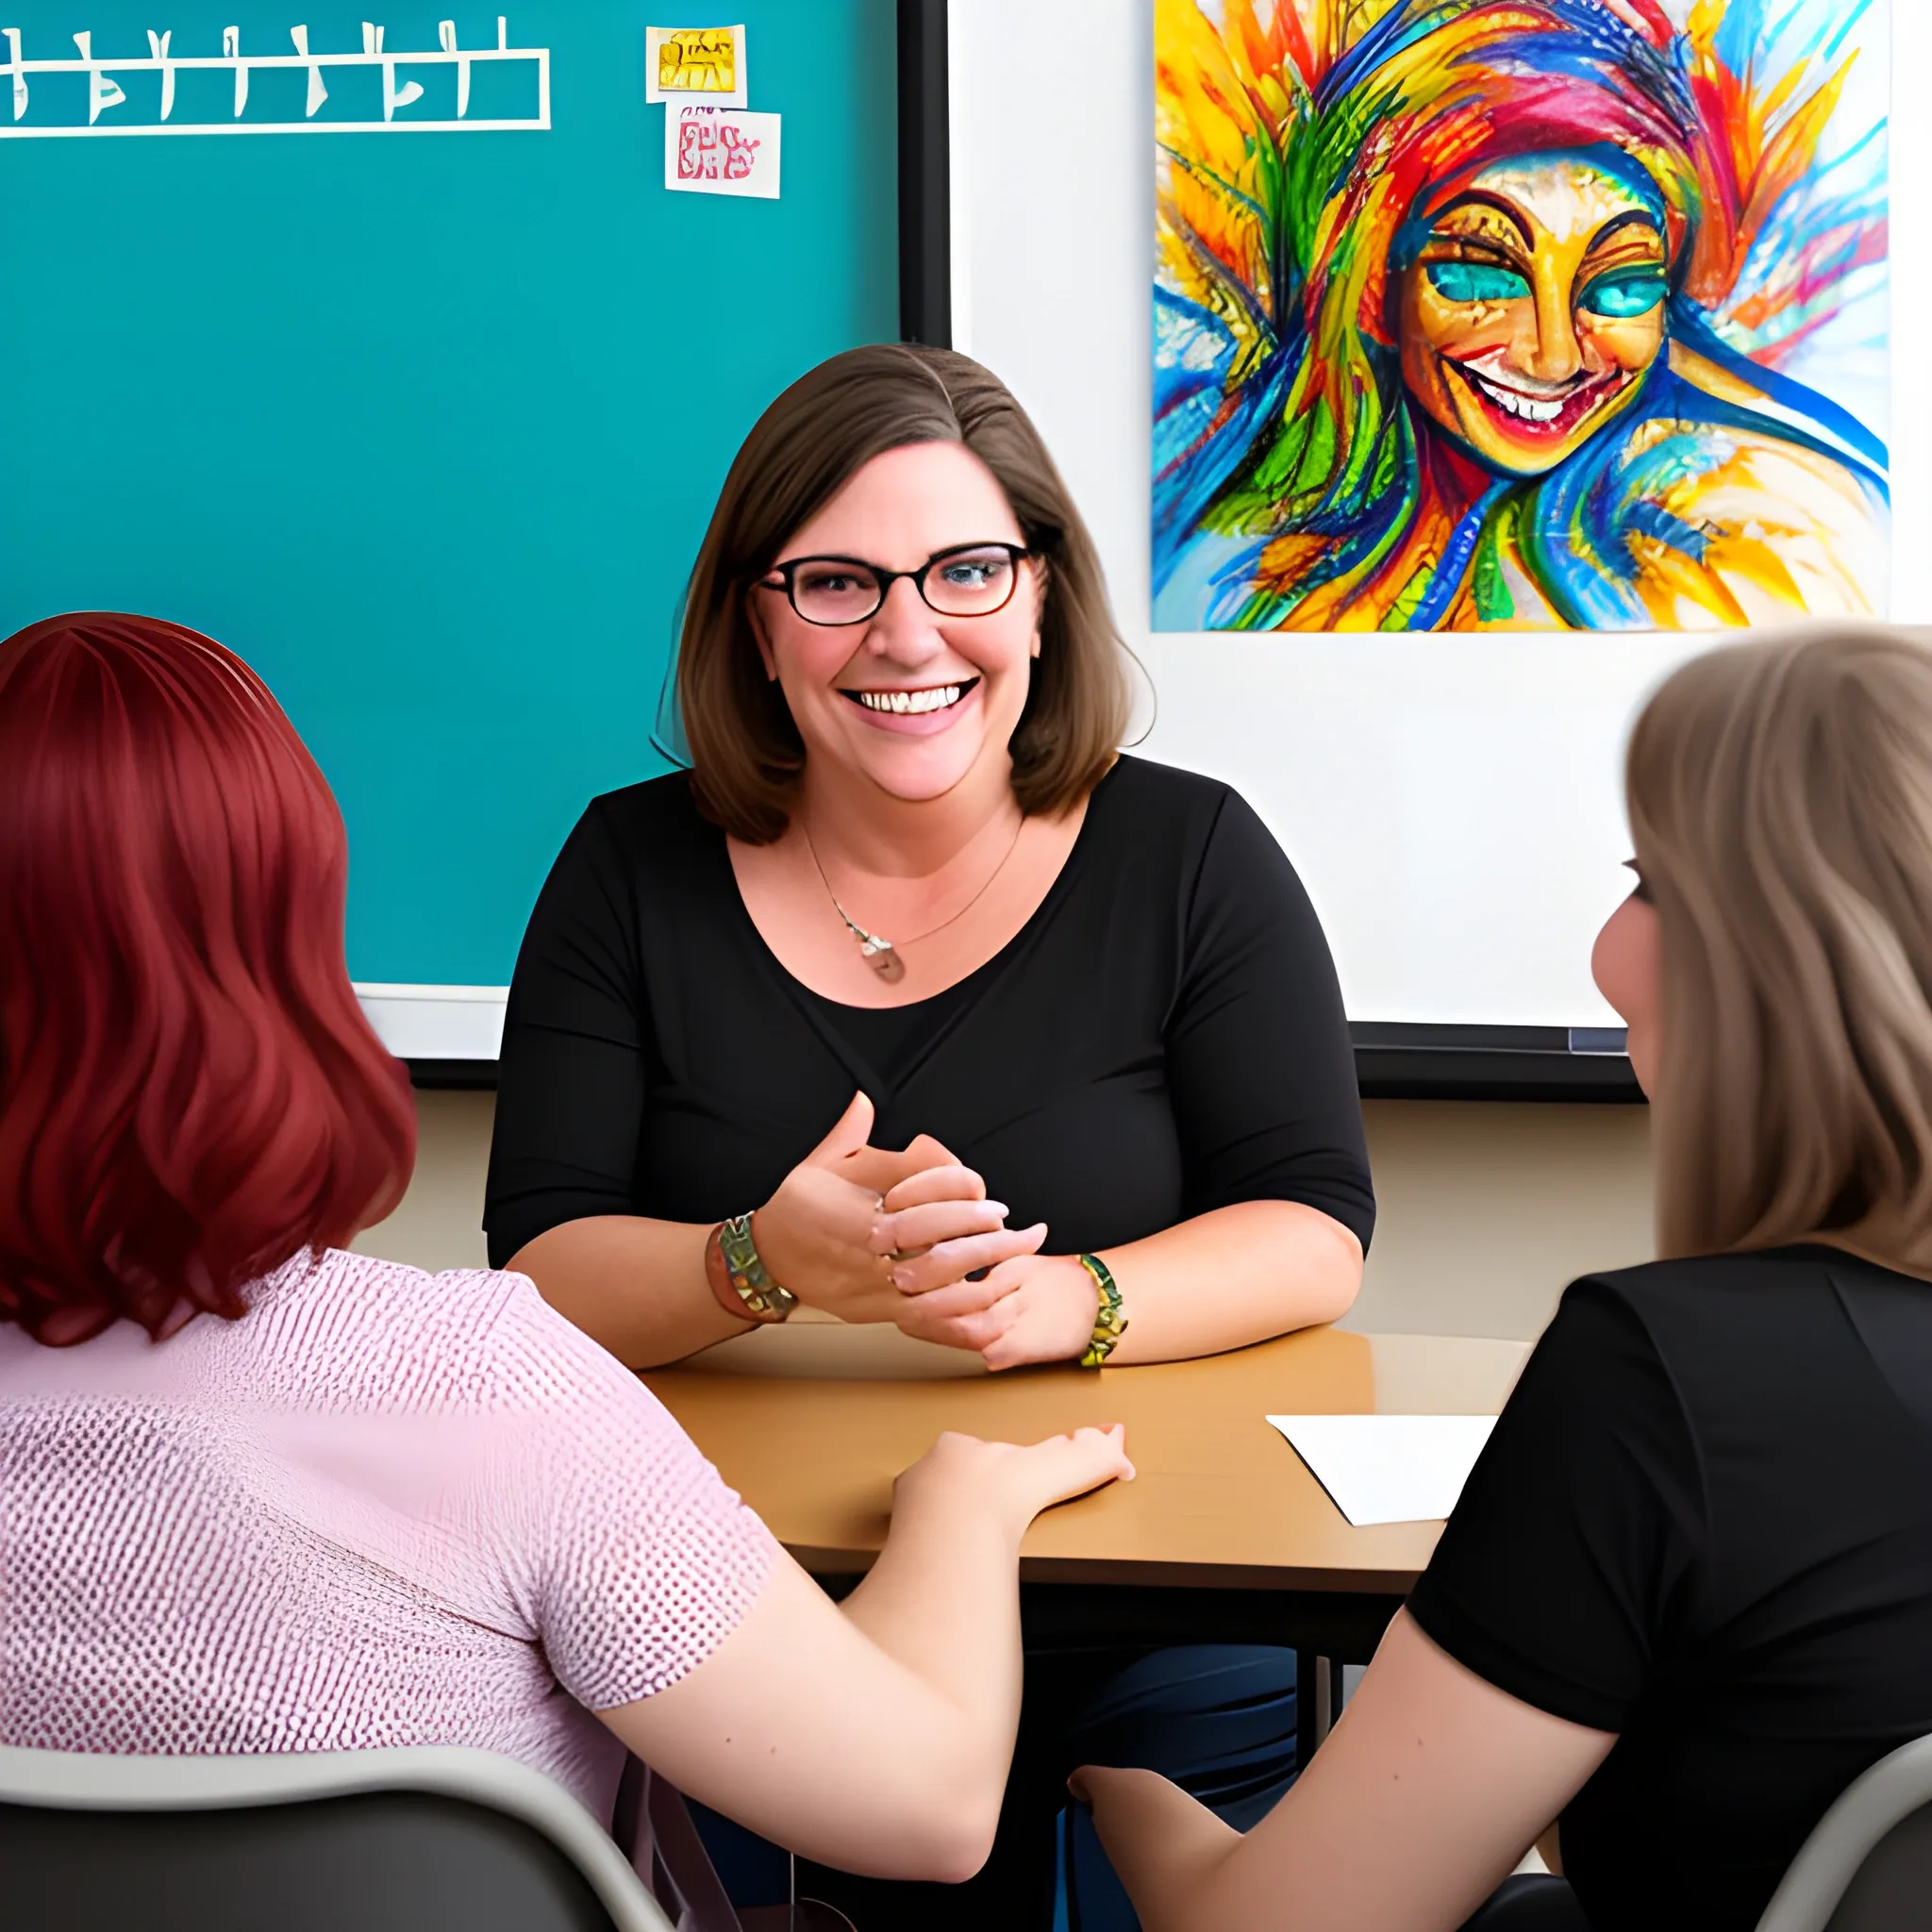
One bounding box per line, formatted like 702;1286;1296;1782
0;1743;676;1932
1756;1735;1932;1932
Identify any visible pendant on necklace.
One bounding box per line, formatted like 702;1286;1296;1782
807;813;1023;995
858;935;905;983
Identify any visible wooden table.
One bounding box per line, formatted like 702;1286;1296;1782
645;1318;1526;1750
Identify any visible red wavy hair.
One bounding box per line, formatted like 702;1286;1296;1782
0;614;416;1345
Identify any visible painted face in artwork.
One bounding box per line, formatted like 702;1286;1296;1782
1397;155;1670;477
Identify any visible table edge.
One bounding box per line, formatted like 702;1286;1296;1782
785;1542;1423;1594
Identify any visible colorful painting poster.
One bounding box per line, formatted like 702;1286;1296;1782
1153;1;1890;632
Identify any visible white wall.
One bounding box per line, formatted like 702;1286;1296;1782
355;1092;1656;1342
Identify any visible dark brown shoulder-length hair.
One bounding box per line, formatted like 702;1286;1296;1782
675;343;1133;843
1628;624;1932;1271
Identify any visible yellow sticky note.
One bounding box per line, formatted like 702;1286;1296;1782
646;25;747;107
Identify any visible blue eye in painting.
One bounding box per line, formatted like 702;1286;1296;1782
1425;259;1532;304
1577;266;1667;318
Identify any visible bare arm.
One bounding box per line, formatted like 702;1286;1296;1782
1100;1198;1361;1362
598;1426;1134;1881
891;1197;1363;1369
1076;1610;1614;1932
508;1213;744;1370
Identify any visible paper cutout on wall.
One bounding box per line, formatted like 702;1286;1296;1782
665;102;778;199
0;14;550;135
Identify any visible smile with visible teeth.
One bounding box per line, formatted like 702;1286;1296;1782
846;679;976;715
1450;357;1629;430
1470;371;1566;423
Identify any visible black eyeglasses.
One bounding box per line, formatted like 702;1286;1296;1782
756;542;1032;626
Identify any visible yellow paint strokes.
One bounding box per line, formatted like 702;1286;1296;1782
1629;429;1882;627
1666;341;1767;409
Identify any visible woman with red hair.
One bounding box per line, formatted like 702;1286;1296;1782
0;613;1130;1907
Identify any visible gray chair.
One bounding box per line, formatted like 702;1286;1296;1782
0;1742;678;1932
1757;1735;1932;1932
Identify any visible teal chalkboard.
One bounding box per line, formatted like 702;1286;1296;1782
0;0;897;985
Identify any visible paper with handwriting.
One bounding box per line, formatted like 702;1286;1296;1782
665;101;777;199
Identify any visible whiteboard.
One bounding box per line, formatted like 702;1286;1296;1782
948;0;1926;1027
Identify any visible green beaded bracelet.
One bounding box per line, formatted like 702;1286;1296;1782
1077;1252;1128;1368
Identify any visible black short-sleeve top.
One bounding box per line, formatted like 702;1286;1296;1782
1408;1245;1932;1932
483;756;1374;1268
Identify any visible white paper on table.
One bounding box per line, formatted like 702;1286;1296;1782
646;24;748;107
665;105;781;198
1265;1414;1497;1526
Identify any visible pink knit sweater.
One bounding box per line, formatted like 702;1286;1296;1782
0;1249;775;1818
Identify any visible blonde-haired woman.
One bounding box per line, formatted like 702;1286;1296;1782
1079;625;1932;1932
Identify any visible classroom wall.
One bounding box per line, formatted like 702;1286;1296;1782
1350;1101;1654;1338
355;1094;1657;1342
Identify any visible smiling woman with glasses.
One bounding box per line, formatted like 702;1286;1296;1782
485;342;1375;1927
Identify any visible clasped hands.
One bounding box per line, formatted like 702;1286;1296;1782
748;1091;1100;1369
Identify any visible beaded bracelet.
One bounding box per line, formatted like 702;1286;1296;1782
716;1212;799;1323
1077;1252;1128;1368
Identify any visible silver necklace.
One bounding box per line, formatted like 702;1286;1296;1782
801;814;1026;984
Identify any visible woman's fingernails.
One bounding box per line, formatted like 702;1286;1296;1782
891;1267;914;1291
986;1201;1008;1220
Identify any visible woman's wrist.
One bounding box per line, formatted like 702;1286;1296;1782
894;1451;1031;1553
705;1212;799;1324
933;1473;1035;1554
703;1221;759;1323
1075;1252;1128;1367
898;1437;1105;1550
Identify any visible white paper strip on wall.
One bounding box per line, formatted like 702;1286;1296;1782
0;16;551;137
